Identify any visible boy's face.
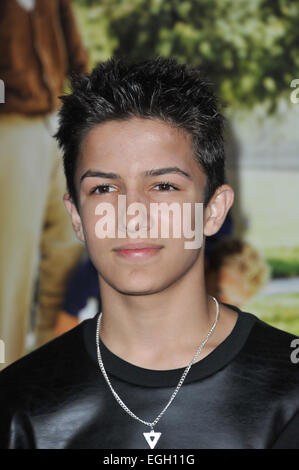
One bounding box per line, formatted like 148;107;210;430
64;117;232;296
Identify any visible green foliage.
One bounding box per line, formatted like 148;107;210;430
267;259;299;278
265;246;299;278
74;0;299;112
245;293;299;335
73;3;117;65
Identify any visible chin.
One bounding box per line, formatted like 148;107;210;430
105;270;175;296
116;287;161;296
114;276;162;296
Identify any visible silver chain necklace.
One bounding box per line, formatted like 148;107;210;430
95;295;220;449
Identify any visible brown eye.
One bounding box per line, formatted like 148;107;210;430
90;184;117;194
153;182;178;191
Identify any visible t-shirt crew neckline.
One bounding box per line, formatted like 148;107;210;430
83;303;258;388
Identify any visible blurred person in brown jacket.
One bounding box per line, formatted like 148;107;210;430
0;0;88;369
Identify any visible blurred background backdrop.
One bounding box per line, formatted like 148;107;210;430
71;0;299;333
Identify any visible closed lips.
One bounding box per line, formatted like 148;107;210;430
114;244;163;250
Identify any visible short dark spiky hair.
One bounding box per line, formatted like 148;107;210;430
55;57;226;211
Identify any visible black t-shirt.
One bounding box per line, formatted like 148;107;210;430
0;304;299;449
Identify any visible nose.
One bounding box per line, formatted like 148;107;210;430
117;189;152;237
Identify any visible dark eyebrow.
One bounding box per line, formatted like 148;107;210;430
143;167;192;179
79;166;192;185
80;170;120;185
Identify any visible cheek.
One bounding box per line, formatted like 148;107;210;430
169;238;201;270
150;202;203;241
81;204;113;251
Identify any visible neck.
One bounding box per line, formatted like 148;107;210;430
98;259;219;370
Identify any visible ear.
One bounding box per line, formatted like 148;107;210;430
63;193;85;243
203;184;234;237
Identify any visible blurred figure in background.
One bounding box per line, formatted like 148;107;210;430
205;238;270;308
54;253;101;337
0;0;88;368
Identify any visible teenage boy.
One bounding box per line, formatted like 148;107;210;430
0;58;298;449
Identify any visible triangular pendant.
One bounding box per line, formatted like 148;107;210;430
143;429;161;449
